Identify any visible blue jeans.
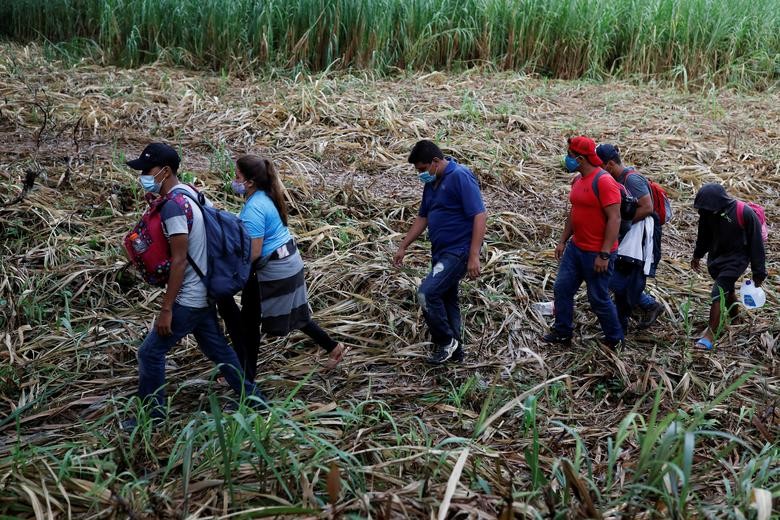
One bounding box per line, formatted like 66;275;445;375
638;292;656;310
609;261;647;335
553;242;623;343
418;252;467;346
137;303;261;417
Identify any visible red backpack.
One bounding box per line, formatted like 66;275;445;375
735;200;768;242
123;191;194;287
625;170;672;224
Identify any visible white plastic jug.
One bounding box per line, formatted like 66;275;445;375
532;301;555;316
739;280;766;309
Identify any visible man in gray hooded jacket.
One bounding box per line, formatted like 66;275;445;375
691;183;766;349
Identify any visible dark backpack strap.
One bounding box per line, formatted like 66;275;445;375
167;187;208;283
591;170;605;204
186;253;206;281
593;169;630;207
622;168;635;188
623;168;654;204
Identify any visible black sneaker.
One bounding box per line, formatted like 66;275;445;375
427;338;460;365
120;416;163;432
451;344;464;363
120;418;138;432
541;331;572;346
223;400;239;414
248;392;269;411
637;302;663;329
601;338;624;349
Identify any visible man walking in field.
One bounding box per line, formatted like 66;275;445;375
124;143;264;428
393;140;487;364
597;144;665;329
690;183;766;350
543;136;624;347
596;144;661;335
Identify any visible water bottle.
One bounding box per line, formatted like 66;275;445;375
532;301;555;316
130;232;149;255
739;280;766;309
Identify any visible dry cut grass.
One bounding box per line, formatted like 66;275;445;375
0;44;778;518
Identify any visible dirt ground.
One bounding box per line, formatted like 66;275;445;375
1;44;778;517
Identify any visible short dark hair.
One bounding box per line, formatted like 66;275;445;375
408;140;444;164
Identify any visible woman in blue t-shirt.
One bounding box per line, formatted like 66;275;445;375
218;155;347;380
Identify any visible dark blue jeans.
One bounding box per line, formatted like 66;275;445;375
609;261;647;335
217;269;260;382
138;303;261;417
418;252;468;346
553;242;623;343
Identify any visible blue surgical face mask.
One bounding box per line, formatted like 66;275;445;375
139;167;166;194
231;180;247;195
418;171;436;184
139;174;161;193
564;155;580;173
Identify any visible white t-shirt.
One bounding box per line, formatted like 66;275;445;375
160;184;210;308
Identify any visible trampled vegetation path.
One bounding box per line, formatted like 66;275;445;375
0;44;778;517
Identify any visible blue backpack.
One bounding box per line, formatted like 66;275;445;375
174;189;253;299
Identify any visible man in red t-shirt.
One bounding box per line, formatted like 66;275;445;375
542;136;624;347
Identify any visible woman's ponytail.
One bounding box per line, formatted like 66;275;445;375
236;154;289;226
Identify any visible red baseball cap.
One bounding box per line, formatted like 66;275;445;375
568;136;603;167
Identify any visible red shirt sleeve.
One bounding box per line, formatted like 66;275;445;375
596;174;621;207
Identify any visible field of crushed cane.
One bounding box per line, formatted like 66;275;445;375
0;44;778;518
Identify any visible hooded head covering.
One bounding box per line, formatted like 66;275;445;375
694;183;734;214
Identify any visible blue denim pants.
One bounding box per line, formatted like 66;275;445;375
553;242;624;343
137;303;261;416
609;261;648;335
418;252;468;346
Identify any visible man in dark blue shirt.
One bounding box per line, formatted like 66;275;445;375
393;140;487;364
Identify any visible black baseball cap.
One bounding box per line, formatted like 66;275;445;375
126;143;180;173
595;143;621;164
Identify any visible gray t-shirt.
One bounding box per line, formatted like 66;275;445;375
161;184;210;308
619;168;651;201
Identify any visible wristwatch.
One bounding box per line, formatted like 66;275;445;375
598;251;610;260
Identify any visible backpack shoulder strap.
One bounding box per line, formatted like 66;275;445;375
624;168;655;203
735;200;746;229
166;187;208;282
170;186;201;205
591;170;606;204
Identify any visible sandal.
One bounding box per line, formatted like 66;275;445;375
695;337;714;351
